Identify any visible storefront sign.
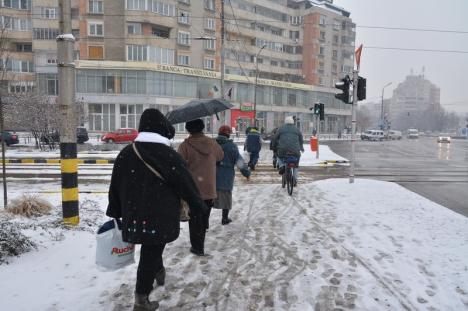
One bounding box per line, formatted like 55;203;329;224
240;103;254;111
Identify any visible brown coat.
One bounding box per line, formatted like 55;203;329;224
178;133;224;200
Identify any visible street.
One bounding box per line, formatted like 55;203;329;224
326;137;468;216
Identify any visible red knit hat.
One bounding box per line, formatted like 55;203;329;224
218;125;232;136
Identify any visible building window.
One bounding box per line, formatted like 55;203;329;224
177;31;190;45
179;0;189;3
319;77;324;86
332;63;337;73
319;15;326;26
89;0;103;13
39;7;57;19
319;46;325;55
88;21;104;36
2;0;28;9
126;0;146;10
152;26;169;38
333;20;340;31
3;59;34;73
203;39;215;50
204;0;215;11
205;17;215;30
320;31;325;40
127;44;148;61
148;46;174;64
178;11;189;24
332;50;338;59
33;28;59;40
178;54;190;66
127;22;142;35
1;16;31;31
290;16;302;25
16;43;32;52
333;35;339;44
151;1;175;16
204;58;214;70
88;46;104;60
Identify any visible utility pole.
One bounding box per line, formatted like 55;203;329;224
253;44;266;127
0;97;7;208
315;114;320;159
350;70;358;184
57;0;79;225
380;82;392;130
220;0;225;100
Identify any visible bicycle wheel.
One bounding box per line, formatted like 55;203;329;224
287;167;294;195
282;168;286;188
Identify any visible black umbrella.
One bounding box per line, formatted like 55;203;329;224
166;98;234;124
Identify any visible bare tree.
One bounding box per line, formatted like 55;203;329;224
356;105;373;132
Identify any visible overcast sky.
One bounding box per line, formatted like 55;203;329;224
333;0;468;114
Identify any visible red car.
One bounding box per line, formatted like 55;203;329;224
101;128;138;143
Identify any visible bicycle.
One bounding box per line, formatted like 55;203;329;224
281;155;299;195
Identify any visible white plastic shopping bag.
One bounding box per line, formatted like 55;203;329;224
96;219;135;271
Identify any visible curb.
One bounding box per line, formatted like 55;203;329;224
324;160;349;164
4;159;115;164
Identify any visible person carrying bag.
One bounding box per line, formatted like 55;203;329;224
106;109;205;311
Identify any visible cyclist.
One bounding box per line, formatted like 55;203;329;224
272;116;304;184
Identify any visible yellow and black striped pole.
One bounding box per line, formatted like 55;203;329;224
58;0;79;225
60;144;79;224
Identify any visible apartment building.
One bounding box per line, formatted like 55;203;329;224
1;0;354;134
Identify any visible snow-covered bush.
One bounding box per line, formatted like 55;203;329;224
0;222;36;264
6;195;52;218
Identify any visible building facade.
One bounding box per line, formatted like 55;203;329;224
1;0;354;133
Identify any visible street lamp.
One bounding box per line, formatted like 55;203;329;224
253;44;267;127
380;82;392;130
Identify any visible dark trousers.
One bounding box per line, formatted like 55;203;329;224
189;200;213;252
136;244;166;295
249;151;260;166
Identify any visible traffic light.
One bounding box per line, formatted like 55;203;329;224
335;75;350;104
357;76;366;101
319;103;325;121
313;103;320;115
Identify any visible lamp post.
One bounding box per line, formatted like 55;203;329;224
253;44;266;127
380;82;392;130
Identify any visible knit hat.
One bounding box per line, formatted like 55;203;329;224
185;119;205;133
138;108;175;139
218;125;232;137
285;116;294;124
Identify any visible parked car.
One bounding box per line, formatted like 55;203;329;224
361;130;385;141
101;128;138;143
387;130;402;140
407;129;419;139
437;134;451;143
0;131;19;146
40;127;89;144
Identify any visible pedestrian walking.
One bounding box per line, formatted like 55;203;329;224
178;119;224;256
244;127;262;170
214;125;250;225
106;109;206;311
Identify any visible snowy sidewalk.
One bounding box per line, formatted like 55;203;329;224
1;179;467;310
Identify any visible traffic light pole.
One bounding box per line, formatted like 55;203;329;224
316;114;320;159
58;0;79;225
350;70;358;184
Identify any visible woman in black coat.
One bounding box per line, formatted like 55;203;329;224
106;108;205;310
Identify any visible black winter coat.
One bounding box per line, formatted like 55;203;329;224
106;142;205;245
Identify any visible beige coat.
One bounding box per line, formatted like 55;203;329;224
178;133;224;200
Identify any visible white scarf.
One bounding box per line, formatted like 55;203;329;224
134;132;171;146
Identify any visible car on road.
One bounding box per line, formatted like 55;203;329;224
1;131;19;146
361;130;385;141
407;129;419;139
360;130;373;140
437;134;451;143
40;127;89;144
101;128;138;143
387;130;402;140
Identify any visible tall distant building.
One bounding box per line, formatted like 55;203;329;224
391;70;441;120
1;0;354;133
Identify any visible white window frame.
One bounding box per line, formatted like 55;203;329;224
42;7;57;19
319;15;326;26
177;31;191;45
126;0;147;11
204;0;215;11
89;0;104;14
127;22;142;35
203;39;215;50
205;17;215;30
178;11;189;24
151;1;175;16
88;21;104;37
126;44;148;61
204;58;214;70
177;54;190;66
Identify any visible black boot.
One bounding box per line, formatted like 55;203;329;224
154;267;165;286
222;209;232;225
133;293;159;311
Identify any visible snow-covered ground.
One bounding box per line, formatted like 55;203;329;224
1;178;467;310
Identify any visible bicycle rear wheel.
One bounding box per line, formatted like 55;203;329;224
282;169;286;188
287;167;294;195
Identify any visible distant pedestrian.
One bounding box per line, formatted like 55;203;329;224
106;109;206;310
178;119;224;256
214;125;250;225
244;127;262;170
